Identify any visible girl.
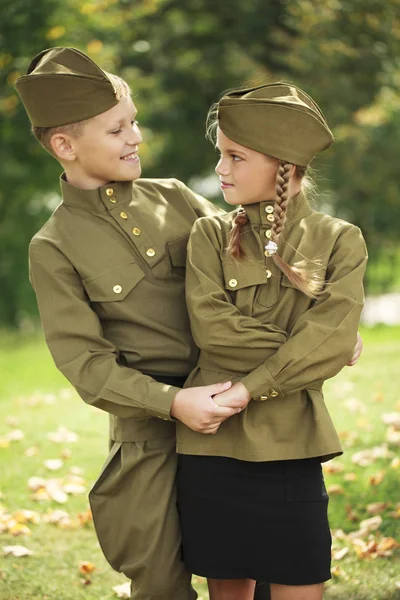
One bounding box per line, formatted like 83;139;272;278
176;83;368;600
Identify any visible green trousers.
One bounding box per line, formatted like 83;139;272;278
89;437;270;600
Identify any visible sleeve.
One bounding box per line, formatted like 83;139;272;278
185;217;288;374
241;225;368;400
175;179;225;218
29;239;179;420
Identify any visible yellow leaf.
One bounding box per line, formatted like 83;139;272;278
44;459;64;471
369;471;385;486
78;561;96;575
359;516;382;532
344;472;357;481
327;484;345;495
9;524;31;537
391;457;400;469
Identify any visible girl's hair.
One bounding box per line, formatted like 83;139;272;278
226;162;323;298
32;73;131;157
206;103;323;299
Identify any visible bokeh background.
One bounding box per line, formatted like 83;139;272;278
1;0;400;329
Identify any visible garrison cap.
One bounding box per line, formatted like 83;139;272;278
15;47;120;127
217;82;334;166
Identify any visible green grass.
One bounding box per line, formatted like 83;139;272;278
0;327;399;600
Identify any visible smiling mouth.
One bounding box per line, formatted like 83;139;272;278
220;181;234;187
121;152;139;161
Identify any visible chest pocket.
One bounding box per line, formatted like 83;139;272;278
83;261;145;303
222;259;272;313
167;235;189;268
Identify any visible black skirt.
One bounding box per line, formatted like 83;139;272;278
177;454;331;585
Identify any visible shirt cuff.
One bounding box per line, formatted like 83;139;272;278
145;384;181;420
241;366;283;402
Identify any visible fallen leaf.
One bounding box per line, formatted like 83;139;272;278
6;417;19;427
3;545;33;557
78;561;96;575
369;471;385;486
61;448;72;459
0;439;10;449
332;547;349;560
391;457;400;469
113;582;131;598
5;430;24;442
366;502;388;515
13;510;40;524
344;472;358;482
345;398;366;414
24;447;39;457
323;461;345;474
47;427;78;444
327;484;345;495
9;523;31;537
387;427;400;446
44;459;64;471
382;413;400;429
359;516;383;532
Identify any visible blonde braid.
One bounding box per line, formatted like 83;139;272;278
226;208;249;259
272;162;323;298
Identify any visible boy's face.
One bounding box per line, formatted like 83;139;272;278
61;96;142;189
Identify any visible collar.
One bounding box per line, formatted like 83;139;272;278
60;174;134;212
243;192;312;226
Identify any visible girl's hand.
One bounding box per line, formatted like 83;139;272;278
213;382;251;409
347;331;363;366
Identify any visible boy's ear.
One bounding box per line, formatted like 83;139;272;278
50;133;76;162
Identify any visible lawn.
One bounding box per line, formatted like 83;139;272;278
0;326;399;600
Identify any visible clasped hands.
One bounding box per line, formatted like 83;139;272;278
171;332;363;435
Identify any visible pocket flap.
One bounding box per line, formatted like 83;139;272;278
168;235;189;267
222;259;268;290
83;262;145;302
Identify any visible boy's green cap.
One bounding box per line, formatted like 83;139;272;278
15;47;119;127
217;82;334;166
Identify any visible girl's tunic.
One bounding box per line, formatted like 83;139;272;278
176;194;367;584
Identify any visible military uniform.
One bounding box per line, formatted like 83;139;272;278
29;176;221;600
177;194;367;459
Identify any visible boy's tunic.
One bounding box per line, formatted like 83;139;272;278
29;177;220;442
176;194;368;462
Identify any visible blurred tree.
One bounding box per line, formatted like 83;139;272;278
2;0;400;327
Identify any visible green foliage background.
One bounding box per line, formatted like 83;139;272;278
1;0;400;327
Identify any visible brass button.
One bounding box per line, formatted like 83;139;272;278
120;211;128;219
265;229;272;239
260;396;268;401
267;214;275;222
266;269;272;279
132;227;141;236
265;205;274;214
269;390;279;398
113;285;122;294
229;278;238;288
146;248;156;257
106;188;114;196
109;198;117;204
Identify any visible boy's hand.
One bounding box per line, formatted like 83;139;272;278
171;381;245;435
213;382;251;410
347;331;363;366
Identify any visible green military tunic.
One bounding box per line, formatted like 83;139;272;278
29;176;221;441
176;193;368;462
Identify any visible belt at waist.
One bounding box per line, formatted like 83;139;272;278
143;372;188;388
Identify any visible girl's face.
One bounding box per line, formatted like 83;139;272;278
215;128;279;206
